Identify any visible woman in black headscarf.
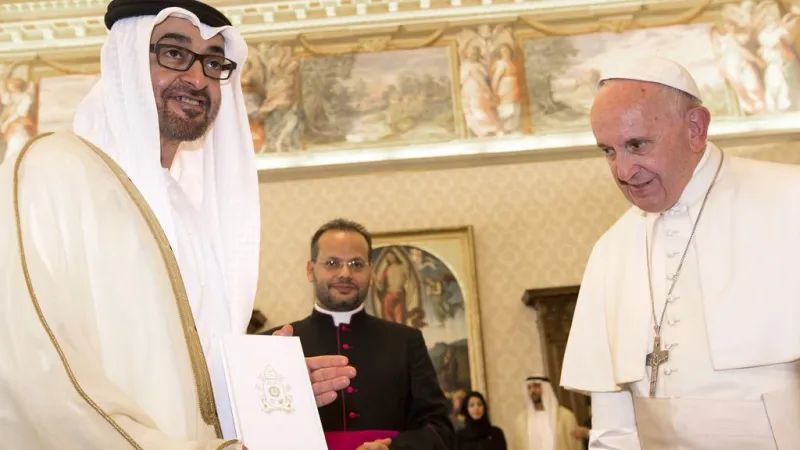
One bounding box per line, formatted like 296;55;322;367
455;391;507;450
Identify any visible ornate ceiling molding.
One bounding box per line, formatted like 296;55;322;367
0;0;730;61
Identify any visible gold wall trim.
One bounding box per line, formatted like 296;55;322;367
520;0;714;35
0;0;736;60
12;132;223;440
298;26;446;55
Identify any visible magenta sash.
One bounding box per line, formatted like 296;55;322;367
324;430;400;450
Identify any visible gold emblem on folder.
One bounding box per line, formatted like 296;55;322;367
256;365;294;414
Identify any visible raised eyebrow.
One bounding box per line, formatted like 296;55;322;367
157;32;191;44
205;44;226;57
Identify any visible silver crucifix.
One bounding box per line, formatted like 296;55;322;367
645;334;669;397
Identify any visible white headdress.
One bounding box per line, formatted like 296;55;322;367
525;376;559;450
72;7;259;333
597;55;703;101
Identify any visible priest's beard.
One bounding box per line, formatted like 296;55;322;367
157;85;219;141
313;275;368;312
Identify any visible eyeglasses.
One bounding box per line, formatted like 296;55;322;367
314;258;369;273
149;43;237;81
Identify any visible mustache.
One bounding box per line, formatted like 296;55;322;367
330;277;356;286
162;85;210;105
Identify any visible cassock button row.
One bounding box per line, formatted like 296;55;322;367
666;229;679;236
342;344;351;350
341;324;349;331
346;387;357;394
667;251;681;258
348;412;359;419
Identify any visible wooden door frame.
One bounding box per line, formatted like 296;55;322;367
522;286;590;427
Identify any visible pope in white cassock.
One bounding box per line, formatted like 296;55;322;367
521;376;583;450
0;0;354;448
560;56;800;449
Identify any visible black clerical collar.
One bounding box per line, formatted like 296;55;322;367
312;304;366;327
105;0;231;29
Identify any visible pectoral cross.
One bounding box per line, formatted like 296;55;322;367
645;334;669;398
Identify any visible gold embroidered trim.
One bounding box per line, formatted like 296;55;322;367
215;439;242;450
12;132;222;442
12;133;141;449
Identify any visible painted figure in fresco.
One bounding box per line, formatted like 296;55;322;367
240;55;268;150
491;43;521;135
457;24;520;137
260;44;302;152
710;11;767;115
240;43;302;153
0;77;36;165
710;0;800;115
459;44;500;137
376;251;411;324
754;0;800;112
370;246;427;329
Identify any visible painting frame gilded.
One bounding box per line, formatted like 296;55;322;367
367;225;487;406
244;38;463;156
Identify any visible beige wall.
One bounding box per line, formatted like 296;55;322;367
254;141;799;449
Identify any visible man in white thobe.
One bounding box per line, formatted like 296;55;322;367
0;0;353;448
521;376;583;450
560;56;800;449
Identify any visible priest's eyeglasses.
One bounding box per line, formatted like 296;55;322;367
315;258;369;273
149;43;237;81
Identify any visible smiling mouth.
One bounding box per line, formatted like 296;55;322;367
627;179;654;189
173;96;205;107
332;285;356;292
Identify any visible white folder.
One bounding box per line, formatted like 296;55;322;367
211;334;328;450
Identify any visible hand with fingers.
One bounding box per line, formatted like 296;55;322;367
272;324;357;407
356;438;391;450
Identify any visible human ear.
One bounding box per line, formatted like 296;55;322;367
686;106;711;153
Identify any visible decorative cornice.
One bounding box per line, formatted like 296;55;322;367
0;0;733;60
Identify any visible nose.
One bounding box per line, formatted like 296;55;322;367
338;264;353;277
178;59;207;89
614;151;638;182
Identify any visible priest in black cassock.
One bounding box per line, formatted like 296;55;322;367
265;219;455;450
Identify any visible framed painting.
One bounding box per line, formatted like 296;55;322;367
364;226;487;411
521;0;800;134
243;41;460;155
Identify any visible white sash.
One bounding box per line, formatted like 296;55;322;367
633;396;774;449
632;386;800;450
